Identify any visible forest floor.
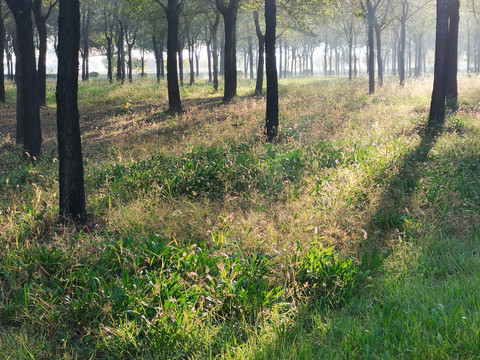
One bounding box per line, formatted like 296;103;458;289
1;75;480;359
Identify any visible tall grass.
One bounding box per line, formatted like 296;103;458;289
1;75;480;358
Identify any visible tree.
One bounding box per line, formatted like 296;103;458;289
155;0;183;113
265;0;278;141
33;0;58;105
6;0;42;158
57;0;87;223
428;0;459;126
253;10;265;95
0;1;6;102
216;0;240;103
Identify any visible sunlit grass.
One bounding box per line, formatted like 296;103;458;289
1;74;480;358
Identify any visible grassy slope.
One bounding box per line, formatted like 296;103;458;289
1;75;480;359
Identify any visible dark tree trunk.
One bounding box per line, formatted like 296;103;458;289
178;37;184;85
365;0;375;94
265;0;278;142
428;0;451;126
116;22;124;82
253;11;264;96
278;38;282;79
212;13;219;92
374;19;383;86
57;0;86;224
80;4;91;82
0;3;5;102
163;0;182;113
206;27;212;82
188;35;194;85
153;34;162;82
15;47;24;144
399;12;406;86
33;0;54;106
217;0;239;103
248;35;254;79
126;33;136;83
445;0;459;110
6;0;42;157
106;36;113;83
103;7;114;83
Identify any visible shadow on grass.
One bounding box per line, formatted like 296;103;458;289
366;124;443;244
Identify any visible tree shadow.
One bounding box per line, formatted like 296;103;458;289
365;123;444;244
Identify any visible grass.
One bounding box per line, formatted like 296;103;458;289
1;74;480;358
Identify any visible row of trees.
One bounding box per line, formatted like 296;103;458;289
0;0;464;223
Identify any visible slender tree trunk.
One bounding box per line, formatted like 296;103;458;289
212;13;220;92
279;38;282;79
217;0;239;103
106;36;113;83
33;0;51;106
206;32;212;82
188;35;194;85
116;22;124;82
428;0;450;126
7;0;42;157
153;34;162;82
445;0;459;110
374;18;383;87
253;11;264;96
57;0;86;224
15;47;24;144
366;0;375;94
0;4;5;102
248;36;254;79
164;0;183;113
399;16;406;85
178;37;184;85
265;0;278;142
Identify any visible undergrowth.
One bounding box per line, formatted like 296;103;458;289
1;75;480;358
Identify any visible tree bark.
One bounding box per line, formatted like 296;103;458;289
33;0;57;105
253;11;264;96
217;0;239;103
363;0;376;94
161;0;183;113
428;0;450;127
57;0;86;224
445;0;459;110
6;0;42;157
265;0;278;142
0;3;5;102
212;13;219;92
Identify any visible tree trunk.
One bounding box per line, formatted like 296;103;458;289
265;0;278;142
178;37;184;85
106;36;113;83
206;29;212;82
399;16;406;86
366;0;375;94
428;0;450;127
217;0;239;103
374;18;383;87
116;22;124;82
6;0;42;157
57;0;86;224
33;0;51;106
445;0;459;110
0;3;5;102
188;35;194;85
164;0;182;113
212;13;219;92
253;11;264;96
153;34;162;82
